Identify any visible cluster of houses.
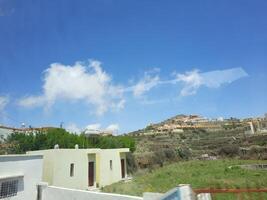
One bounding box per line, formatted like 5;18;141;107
138;114;267;136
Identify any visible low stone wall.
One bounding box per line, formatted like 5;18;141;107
39;184;143;200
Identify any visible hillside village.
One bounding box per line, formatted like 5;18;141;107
128;114;267;169
130;113;267;136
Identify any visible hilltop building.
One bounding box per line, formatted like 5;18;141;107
27;148;129;190
0;154;43;200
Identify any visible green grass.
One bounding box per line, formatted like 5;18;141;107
103;160;267;199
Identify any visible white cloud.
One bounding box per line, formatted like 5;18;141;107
175;69;202;96
65;123;81;134
175;67;248;96
106;123;119;134
17;95;45;108
0;96;9;111
132;68;161;97
85;123;101;130
18;60;124;115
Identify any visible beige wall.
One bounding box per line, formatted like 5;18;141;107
28;148;129;190
98;150;127;187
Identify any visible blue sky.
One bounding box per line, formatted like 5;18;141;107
0;0;267;133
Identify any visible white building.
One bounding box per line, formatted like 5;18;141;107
0;154;43;200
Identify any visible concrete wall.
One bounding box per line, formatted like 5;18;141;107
0;155;43;200
40;185;142;200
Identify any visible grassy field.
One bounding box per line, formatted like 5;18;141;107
103;160;267;199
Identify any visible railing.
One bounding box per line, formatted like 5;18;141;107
194;188;267;200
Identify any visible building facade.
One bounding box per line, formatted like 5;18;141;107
28;148;129;190
0;154;43;200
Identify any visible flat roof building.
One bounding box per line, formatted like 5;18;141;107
27;148;129;190
0;154;43;200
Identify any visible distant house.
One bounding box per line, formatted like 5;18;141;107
27;148;129;190
0;154;43;200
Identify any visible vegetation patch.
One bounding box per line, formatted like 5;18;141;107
2;128;135;154
103;159;267;199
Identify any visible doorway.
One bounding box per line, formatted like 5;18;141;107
88;161;94;187
121;159;125;178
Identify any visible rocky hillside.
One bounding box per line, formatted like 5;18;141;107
127;114;267;169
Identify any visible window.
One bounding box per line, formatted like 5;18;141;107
0;180;18;199
110;160;113;170
70;163;74;177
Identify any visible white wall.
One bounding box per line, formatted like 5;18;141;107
40;185;142;200
0;155;43;200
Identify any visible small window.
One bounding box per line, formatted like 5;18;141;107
0;179;18;199
70;163;74;177
110;160;113;170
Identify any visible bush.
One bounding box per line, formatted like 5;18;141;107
163;149;177;160
218;145;239;157
176;147;191;160
126;152;138;174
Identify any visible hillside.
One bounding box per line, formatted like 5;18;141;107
127;114;267;168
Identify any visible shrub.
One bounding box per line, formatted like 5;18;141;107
126;152;138;174
218;145;239;157
176;147;191;160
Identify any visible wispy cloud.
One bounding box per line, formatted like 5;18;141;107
18;60;124;115
174;67;248;96
129;68;160;97
0;96;9;111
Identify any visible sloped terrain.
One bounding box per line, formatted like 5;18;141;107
131;129;267;168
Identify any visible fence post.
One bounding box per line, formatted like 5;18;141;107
36;182;48;200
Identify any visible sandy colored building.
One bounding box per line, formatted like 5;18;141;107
27;148;129;190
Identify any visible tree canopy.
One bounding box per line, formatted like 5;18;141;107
5;128;135;154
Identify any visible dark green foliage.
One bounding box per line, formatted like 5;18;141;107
218;145;240;157
176;147;191;160
6;128;135;154
126;153;138;174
